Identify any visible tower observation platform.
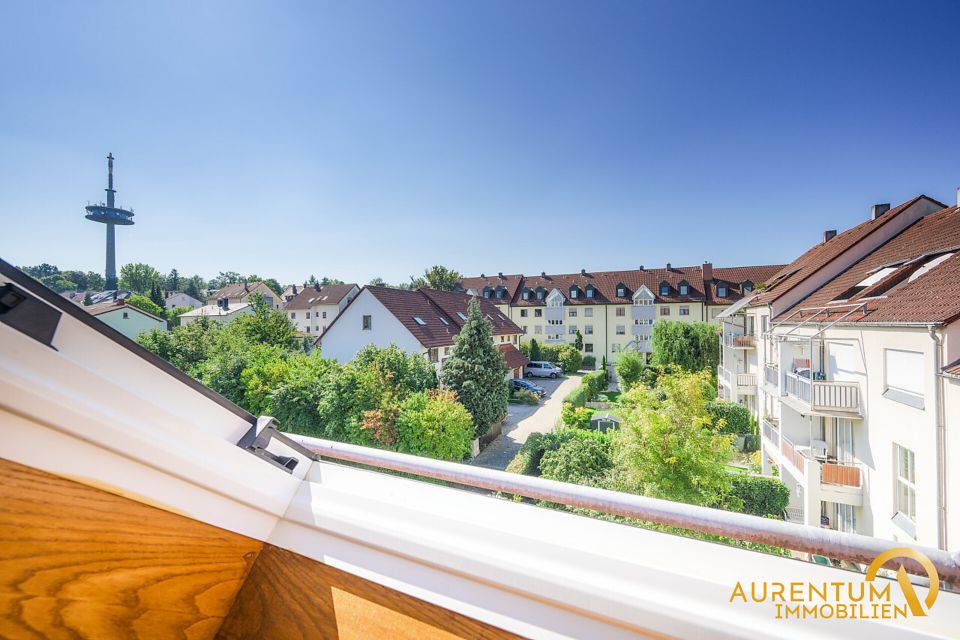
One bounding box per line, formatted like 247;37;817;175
85;153;134;289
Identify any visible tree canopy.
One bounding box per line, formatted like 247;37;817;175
119;263;164;295
410;265;461;291
650;320;719;373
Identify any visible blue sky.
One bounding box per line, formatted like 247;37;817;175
1;0;958;285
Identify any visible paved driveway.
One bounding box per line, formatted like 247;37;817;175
471;373;583;470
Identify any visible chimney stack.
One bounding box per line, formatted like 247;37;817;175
314;282;320;292
871;203;891;220
823;229;837;242
292;284;298;295
581;268;587;276
480;273;485;278
701;262;713;283
666;263;672;271
541;271;546;278
639;265;644;271
498;271;504;279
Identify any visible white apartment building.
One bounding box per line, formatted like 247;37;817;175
283;283;359;336
719;194;960;553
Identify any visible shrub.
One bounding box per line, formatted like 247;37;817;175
555;345;582;373
540;438;613;485
510;389;540;405
125;295;164;318
614;350;646;390
650;320;719;373
582;369;608;397
563;384;591;408
395;390;474;461
743;434;760;452
582;354;596;369
706;399;753;435
730;475;790;518
513;429;608;477
561;404;594;428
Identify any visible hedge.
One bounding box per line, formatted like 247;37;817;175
563;384;592;408
730;475;790;518
706;399;753;435
582;355;596;369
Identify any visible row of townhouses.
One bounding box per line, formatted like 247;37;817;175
456;262;784;362
717;194;960;552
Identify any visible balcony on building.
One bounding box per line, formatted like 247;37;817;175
781;369;862;417
722;332;756;350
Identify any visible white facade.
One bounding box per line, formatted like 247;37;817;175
318;289;425;362
286;285;359;336
163;291;203;310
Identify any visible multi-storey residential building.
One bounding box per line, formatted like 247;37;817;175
317;286;527;377
719;194;960;552
459;262;783;363
283;283;359;336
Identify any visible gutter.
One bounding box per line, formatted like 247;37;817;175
929;324;948;551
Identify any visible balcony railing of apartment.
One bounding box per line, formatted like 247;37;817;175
783;371;861;413
718;365;732;386
761;417;779;444
821;460;863;488
764;363;778;388
723;333;756;349
780;432;806;476
784;505;805;524
736;373;756;388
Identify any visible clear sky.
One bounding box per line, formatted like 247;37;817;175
1;0;959;286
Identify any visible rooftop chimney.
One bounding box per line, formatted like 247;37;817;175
541;271;546;278
581;268;587;276
639;265;644;271
701;262;713;283
112;290;118;301
666;263;672;271
243;280;250;292
292;284;298;295
480;273;485;278
498;272;504;279
314;282;320;292
871;203;891;220
823;229;837;243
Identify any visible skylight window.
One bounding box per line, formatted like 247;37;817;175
413;316;427;325
833;266;898;300
457;312;467;320
907;253;954;283
439;317;450;325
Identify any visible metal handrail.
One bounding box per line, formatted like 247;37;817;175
287;433;960;584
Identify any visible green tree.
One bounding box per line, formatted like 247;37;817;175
730;475;789;518
85;271;105;291
138;315;220;375
263;278;283;296
125;295;165;318
61;270;88;290
706;399;753;435
320;276;344;285
650;321;719;373
166;305;194;328
22;263;59;279
528;339;542;362
395;389;474;461
230;294;298;349
166;269;182;292
368;277;386;287
410;265;461;291
83;291;93;305
185;275;205;300
540;437;612;485
439;297;508;437
149;282;166;309
574;329;583;351
39;274;78;293
209;271;242;290
119;263;163;295
611;370;737;508
614;350;646;390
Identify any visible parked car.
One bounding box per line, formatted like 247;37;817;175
511;378;545;397
524;361;563;379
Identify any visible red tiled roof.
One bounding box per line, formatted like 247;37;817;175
284;284;358;310
510;267;707;306
499;343;530;370
752;195;946;306
708;264;787;304
346;287;522;349
457;274;524;302
775;206;960;325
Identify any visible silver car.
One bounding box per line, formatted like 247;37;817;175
524;361;563;379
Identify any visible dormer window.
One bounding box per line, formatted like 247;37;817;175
678;280;689;296
483;287;492;299
570;286;579;299
495;286;506;299
616;283;626;297
536;287;546;300
717;284;728;297
522;288;531;300
740;280;754;294
660;282;670;296
586;285;596;298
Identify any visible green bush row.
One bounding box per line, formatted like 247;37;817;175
730;475;790;518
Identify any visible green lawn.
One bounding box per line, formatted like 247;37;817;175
724;464;749;474
594;391;621;403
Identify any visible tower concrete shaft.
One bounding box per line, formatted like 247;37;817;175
84;153;134;292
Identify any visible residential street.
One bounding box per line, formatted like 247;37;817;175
471;373;583;470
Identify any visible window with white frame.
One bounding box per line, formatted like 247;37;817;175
616;325;625;335
884;349;924;408
534;326;542;334
568;309;577;317
616;307;625;317
660;307;671;316
612;343;621;353
568;326;577;335
290;312;296;319
534;309;543;317
679;306;690;316
585;343;593;352
585;325;593;335
362;315;372;330
520;309;528;317
895;444;916;523
306;311;311;319
585;308;593;317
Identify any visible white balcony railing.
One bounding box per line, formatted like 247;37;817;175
718;365;732;386
783;371;861;413
736;373;756;388
780;432;806;476
761;417;779;444
785;505;805;524
764;364;778;388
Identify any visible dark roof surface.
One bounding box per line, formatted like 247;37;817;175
708;265;787;304
284;284;358;310
208;282;275;302
85;300;165;322
499;343;530;369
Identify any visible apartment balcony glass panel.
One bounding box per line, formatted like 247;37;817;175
723;333;756;349
631;305;654;321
